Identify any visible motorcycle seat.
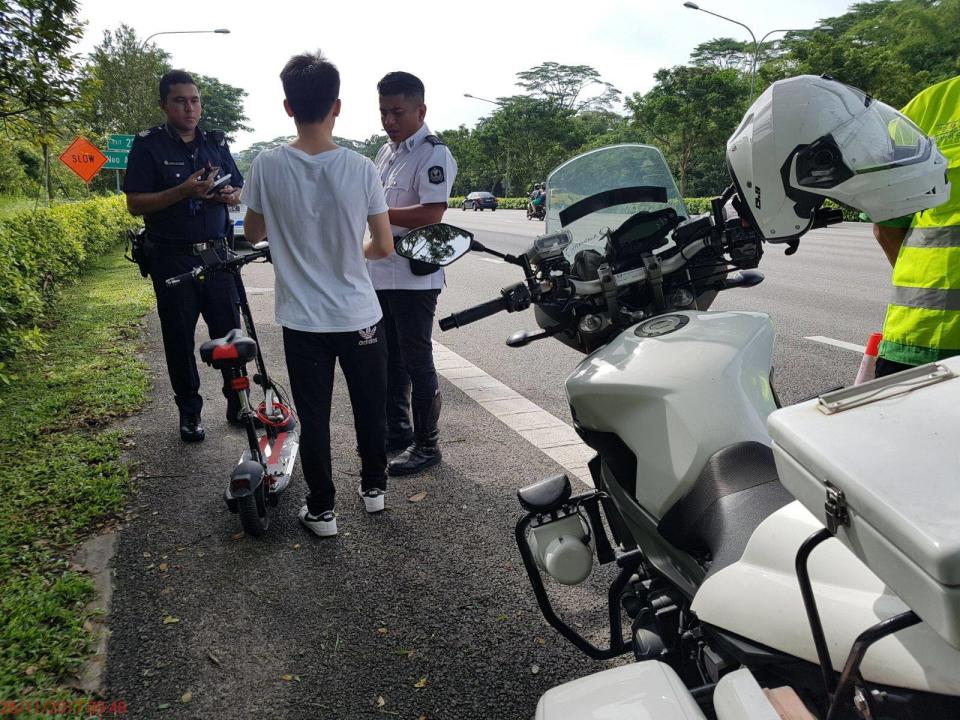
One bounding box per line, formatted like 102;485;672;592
657;442;792;578
518;474;572;513
199;328;258;369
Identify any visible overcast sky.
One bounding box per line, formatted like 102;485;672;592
74;0;854;152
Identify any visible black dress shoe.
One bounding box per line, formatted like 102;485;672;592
179;415;205;442
388;443;441;476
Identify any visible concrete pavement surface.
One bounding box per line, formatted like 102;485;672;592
105;209;889;718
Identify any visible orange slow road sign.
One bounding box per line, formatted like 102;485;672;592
59;136;108;183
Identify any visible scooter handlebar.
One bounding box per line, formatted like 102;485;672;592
165;266;204;287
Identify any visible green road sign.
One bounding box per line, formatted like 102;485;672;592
103;149;129;170
104;134;133;170
107;134;135;151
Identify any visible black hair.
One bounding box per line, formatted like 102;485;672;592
159;70;197;104
377;71;425;103
280;52;340;124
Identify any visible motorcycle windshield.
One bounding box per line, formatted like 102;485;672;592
546;145;687;261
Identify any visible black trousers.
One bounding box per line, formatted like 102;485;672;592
376;290;441;436
876;357;914;378
282;324;388;515
150;253;240;417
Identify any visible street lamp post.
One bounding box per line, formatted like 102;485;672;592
682;3;828;100
141;28;230;49
463;92;513;196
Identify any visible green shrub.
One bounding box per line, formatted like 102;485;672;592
0;196;136;366
446;195;866;222
683;197;862;221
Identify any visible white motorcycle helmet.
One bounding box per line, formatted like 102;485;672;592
727;74;950;242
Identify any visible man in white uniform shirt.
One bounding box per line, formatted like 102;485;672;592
368;71;458;476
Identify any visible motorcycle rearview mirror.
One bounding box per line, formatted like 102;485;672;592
721;269;764;289
395;224;473;267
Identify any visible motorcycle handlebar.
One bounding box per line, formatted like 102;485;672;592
439;295;508;331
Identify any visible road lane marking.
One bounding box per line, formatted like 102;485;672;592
433;341;594;487
804;336;866;354
479;258;505;265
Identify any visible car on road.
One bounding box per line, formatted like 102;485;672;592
461;191;498;211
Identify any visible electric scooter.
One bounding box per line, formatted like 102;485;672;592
165;242;298;537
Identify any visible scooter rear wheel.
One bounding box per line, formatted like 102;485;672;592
238;485;269;537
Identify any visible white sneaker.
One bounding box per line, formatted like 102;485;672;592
358;486;386;513
299;505;337;537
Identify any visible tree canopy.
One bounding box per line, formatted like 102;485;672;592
0;0;82;132
515;62;622;112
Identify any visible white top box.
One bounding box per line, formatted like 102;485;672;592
768;357;960;648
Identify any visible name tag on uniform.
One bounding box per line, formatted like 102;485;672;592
163;160;186;166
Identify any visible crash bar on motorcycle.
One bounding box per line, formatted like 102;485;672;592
797;527;923;719
514;493;638;661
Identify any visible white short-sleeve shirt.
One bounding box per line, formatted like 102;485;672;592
366;123;458;291
241;145;388;332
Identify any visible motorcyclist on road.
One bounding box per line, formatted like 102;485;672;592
527;183;546;219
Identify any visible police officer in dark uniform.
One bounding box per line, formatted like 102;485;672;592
124;70;244;442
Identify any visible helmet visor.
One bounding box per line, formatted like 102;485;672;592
832;98;931;174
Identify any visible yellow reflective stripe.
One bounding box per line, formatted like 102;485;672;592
882;304;960;350
892;245;960;289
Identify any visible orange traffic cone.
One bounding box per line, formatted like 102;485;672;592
854;332;883;385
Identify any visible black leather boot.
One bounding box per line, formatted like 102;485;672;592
179;411;205;442
385;377;414;453
388;393;441;476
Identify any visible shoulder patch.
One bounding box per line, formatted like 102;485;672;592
427;165;445;185
424;134;446;147
138;126;161;138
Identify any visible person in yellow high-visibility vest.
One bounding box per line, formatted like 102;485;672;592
874;75;960;377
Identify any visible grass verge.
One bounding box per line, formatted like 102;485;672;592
0;246;154;696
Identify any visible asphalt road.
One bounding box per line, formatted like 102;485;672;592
104;209;888;718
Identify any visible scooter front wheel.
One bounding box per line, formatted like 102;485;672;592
238;485;269;537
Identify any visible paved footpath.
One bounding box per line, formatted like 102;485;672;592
104;265;620;720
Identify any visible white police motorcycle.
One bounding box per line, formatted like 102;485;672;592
396;76;957;718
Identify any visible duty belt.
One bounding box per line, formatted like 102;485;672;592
146;238;228;256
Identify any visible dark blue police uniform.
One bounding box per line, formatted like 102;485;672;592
123;123;243;420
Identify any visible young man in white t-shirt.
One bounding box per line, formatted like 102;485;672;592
241;52;394;538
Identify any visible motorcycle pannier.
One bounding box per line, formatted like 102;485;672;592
768;355;960;649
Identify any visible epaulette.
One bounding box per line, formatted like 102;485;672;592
424;134;446;147
203;128;227;146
